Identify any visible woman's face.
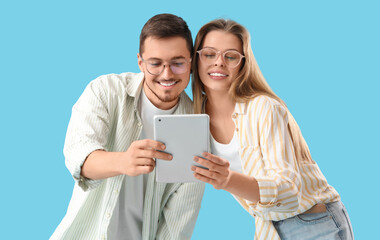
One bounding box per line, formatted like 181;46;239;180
197;30;243;94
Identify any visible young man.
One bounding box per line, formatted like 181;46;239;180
51;14;205;240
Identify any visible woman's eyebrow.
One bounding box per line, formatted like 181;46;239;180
202;46;240;52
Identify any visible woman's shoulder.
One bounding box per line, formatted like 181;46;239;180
240;95;289;127
246;94;283;110
243;95;289;120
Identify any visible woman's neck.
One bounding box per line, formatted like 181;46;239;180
205;89;235;119
205;89;236;144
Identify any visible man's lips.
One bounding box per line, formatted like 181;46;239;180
156;80;179;87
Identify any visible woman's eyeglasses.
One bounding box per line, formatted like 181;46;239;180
197;47;245;68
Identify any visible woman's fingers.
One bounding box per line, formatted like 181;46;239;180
193;172;216;185
202;152;229;166
191;165;223;180
194;156;229;175
192;153;232;189
192;165;229;190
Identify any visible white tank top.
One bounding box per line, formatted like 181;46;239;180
210;131;242;173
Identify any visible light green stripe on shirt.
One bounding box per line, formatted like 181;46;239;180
51;72;205;240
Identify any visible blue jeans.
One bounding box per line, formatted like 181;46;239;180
272;201;354;240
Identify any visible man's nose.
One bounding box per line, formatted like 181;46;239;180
161;64;175;79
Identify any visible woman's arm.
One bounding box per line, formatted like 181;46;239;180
193;99;303;215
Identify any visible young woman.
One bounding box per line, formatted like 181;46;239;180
191;19;354;240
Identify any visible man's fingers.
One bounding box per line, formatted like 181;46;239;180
140;149;172;161
137;158;156;167
136;165;155;174
134;139;166;151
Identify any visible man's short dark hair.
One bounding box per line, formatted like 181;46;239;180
139;13;193;57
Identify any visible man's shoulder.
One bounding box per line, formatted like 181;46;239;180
89;72;144;96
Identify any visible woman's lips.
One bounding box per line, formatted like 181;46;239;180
208;71;228;79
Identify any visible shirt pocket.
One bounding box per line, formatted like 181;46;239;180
295;211;332;225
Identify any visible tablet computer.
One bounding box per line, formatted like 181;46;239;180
153;114;209;183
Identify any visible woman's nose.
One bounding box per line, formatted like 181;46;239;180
214;53;224;66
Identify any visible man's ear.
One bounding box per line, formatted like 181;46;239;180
137;53;144;72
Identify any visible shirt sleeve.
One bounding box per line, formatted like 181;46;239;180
247;102;302;218
156;182;205;240
63;78;110;191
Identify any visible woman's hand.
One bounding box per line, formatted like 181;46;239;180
191;152;231;190
192;152;260;202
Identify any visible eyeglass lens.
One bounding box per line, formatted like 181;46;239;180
199;48;243;68
145;60;188;75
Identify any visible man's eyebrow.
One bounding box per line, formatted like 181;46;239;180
171;56;186;60
145;57;162;61
145;56;186;61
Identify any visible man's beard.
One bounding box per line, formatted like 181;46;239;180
145;79;181;103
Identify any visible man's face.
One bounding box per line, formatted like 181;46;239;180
138;36;191;110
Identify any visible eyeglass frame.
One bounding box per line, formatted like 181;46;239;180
196;47;245;68
141;57;192;76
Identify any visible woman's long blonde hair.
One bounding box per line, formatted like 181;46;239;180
192;19;314;163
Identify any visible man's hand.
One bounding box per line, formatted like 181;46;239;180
121;139;172;176
81;139;172;180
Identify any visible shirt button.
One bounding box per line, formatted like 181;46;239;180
114;189;119;194
137;122;142;127
276;203;282;207
232;113;238;119
236;128;239;132
107;212;111;218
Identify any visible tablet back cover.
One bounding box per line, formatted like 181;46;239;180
154;114;209;183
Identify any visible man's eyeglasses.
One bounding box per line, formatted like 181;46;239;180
142;58;192;75
197;47;245;68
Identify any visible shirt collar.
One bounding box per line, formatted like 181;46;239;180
126;72;145;98
202;96;247;116
234;102;248;115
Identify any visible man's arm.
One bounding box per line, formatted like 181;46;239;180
64;78;172;191
63;78;111;191
156;182;205;240
81;140;172;180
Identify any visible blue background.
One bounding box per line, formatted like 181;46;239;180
1;0;379;239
